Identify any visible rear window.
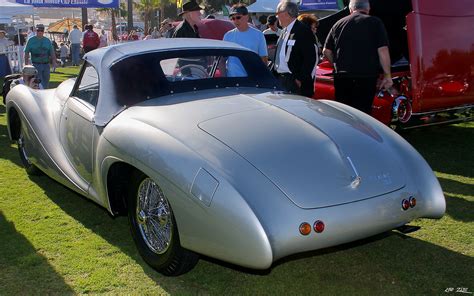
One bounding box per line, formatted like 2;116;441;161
111;49;278;106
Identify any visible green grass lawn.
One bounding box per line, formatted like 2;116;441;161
0;68;473;295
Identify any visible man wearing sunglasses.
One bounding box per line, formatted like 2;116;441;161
24;24;57;88
223;4;268;77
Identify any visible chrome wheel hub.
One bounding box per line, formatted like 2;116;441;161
136;178;172;254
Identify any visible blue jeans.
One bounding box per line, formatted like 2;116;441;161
71;43;80;65
33;63;50;89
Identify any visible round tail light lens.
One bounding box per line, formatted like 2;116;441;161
409;197;417;208
313;220;325;233
299;222;311;236
402;199;410;211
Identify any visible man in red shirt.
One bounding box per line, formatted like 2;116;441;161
82;24;100;53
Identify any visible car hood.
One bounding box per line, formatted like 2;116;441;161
196;93;405;209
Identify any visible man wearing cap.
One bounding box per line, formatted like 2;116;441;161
273;1;316;97
172;0;203;38
24;24;57;88
223;4;268;77
263;15;282;36
11;65;43;90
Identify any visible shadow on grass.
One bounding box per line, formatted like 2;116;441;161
443;193;473;222
0;122;23;168
402;124;474;178
0;211;74;294
21;166;474;294
439;177;474;197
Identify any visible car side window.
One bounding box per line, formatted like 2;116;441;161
72;63;99;107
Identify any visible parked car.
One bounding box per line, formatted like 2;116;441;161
314;0;474;129
5;39;445;276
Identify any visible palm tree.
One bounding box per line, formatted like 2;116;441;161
134;0;162;34
97;4;128;41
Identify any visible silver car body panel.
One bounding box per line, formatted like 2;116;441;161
6;39;445;269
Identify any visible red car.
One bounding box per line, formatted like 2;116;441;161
171;18;235;40
314;0;474;129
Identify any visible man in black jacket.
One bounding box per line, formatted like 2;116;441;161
172;0;203;38
273;1;316;97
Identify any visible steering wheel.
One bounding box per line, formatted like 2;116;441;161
175;64;209;80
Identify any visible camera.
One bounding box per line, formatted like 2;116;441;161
33;78;41;84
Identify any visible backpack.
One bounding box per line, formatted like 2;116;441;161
83;31;100;49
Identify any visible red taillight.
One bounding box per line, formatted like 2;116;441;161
313;220;325;233
299;222;311;236
402;199;410;211
409;197;417;208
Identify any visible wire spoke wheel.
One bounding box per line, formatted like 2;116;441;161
128;171;199;276
136;178;172;254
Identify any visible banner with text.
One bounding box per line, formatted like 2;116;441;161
299;0;339;10
16;0;119;8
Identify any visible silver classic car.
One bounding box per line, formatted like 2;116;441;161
5;39;446;276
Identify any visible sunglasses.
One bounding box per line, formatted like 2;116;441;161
230;15;243;21
37;29;44;32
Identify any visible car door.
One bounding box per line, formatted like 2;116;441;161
59;63;99;186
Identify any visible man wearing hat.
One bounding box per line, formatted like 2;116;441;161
223;4;268;77
172;0;203;38
11;65;43;89
24;24;57;88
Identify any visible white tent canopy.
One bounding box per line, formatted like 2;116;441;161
0;0;33;20
247;0;279;13
0;0;33;73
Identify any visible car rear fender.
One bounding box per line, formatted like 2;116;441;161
97;118;275;269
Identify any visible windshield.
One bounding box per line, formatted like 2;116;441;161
110;49;279;106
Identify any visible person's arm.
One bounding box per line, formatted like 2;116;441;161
258;33;269;66
377;46;393;90
322;25;336;65
323;48;334;64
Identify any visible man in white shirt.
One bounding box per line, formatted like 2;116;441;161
273;1;316;97
68;25;82;66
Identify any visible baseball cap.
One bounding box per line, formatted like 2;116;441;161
229;5;248;16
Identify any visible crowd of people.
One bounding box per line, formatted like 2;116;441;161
9;0;392;114
165;0;391;112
